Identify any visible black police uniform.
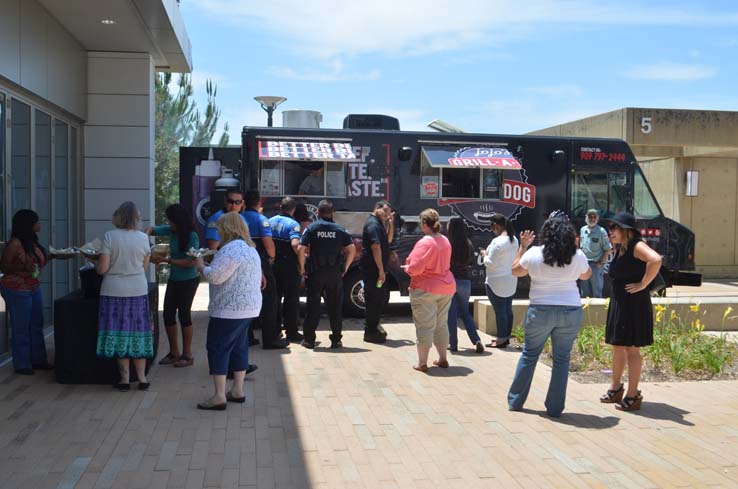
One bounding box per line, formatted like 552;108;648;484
360;213;390;339
242;208;283;349
300;217;352;345
268;213;302;340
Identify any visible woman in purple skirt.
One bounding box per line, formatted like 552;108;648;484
95;201;154;391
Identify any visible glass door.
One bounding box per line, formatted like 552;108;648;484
35;109;53;323
54;119;71;298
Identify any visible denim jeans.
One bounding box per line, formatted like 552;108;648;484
447;279;481;348
0;287;47;370
580;261;603;298
507;305;582;417
486;285;514;341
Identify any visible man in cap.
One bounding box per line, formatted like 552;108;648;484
579;209;612;298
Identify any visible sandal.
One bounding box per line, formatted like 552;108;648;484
486;339;510;349
174;354;194;368
226;391;246;403
158;353;177;365
600;384;624;404
412;364;428;372
616;391;643;411
433;360;449;368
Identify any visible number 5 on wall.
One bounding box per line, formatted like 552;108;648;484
641;116;653;134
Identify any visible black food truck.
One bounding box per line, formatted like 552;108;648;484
180;115;701;317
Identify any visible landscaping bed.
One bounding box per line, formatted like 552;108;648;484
509;303;738;383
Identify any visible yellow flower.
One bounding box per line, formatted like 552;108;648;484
670;310;678;321
691;319;704;332
690;304;700;313
723;307;734;321
656;311;663;324
655;304;666;314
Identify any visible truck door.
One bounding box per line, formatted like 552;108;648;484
569;169;631;219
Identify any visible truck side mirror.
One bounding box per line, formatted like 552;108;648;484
398;147;413;161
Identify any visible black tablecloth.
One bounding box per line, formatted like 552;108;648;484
54;283;159;384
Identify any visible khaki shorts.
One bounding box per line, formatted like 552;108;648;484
410;289;453;349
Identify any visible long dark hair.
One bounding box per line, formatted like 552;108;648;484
166;204;195;252
11;209;46;259
447;217;473;267
540;214;577;267
489;213;516;243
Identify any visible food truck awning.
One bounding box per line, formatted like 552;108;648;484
422;146;522;169
258;140;359;162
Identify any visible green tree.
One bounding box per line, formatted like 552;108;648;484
154;73;229;223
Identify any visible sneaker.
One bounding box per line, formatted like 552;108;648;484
301;340;315;349
475;341;485;353
330;340;343;349
286;332;304;342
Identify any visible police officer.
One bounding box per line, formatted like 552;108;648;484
242;190;289;349
298;200;356;349
361;200;394;343
579;208;612;298
268;197;303;342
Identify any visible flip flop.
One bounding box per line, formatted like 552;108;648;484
433;360;449;368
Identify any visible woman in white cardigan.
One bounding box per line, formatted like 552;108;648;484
195;212;264;410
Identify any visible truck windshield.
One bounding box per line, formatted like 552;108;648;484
570;171;628;218
633;167;661;218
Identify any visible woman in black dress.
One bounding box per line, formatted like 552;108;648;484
600;212;662;411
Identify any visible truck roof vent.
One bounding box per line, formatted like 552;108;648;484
343;114;400;131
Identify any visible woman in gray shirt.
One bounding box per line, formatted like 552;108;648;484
95;201;153;391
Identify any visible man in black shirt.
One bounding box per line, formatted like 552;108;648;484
298;200;356;349
360;200;394;343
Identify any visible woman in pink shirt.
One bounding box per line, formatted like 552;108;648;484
402;209;456;372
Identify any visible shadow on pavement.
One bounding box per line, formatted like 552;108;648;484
425;366;474;377
451;349;493;357
543;411;621;429
627;401;695;426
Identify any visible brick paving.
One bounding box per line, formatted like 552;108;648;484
1;287;738;488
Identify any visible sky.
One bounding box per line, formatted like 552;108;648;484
178;0;738;144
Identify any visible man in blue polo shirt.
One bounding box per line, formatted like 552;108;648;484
579;209;612;298
269;197;303;342
204;188;247;250
243;190;289;350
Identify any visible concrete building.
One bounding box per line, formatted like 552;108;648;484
531;108;738;278
0;0;191;357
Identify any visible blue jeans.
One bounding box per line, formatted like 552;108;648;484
447;279;481;348
486;285;514;341
0;287;47;370
580;261;603;298
507;305;582;417
206;317;252;375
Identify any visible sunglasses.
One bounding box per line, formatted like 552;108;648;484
226;199;243;205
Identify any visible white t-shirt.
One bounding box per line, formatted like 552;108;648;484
519;246;590;306
483;235;519;297
100;229;151;297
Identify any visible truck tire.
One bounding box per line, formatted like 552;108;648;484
343;269;366;318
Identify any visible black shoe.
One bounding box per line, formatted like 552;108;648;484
197;400;227;411
112;383;130;391
376;325;387;335
226;391;246;403
364;333;387;344
301;340;315;349
448;345;458;352
263;339;289;350
286;332;304;342
32;362;54;370
330;340;343;349
475;341;485;353
246;364;258;375
15;368;34;375
249;338;260;347
138;382;150;391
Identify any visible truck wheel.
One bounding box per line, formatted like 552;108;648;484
343;270;366;318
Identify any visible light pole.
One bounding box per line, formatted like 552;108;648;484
254;96;287;127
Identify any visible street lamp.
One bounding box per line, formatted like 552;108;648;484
254;96;287;127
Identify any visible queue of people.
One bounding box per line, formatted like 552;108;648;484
0;196;662;416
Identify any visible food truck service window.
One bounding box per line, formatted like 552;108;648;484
257;140;355;197
420;145;521;199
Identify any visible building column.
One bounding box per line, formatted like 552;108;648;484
83;51;155;241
